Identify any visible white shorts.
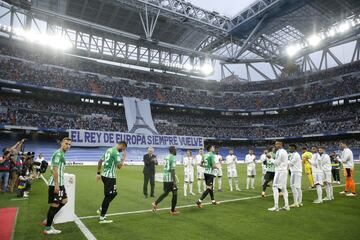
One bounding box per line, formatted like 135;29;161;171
313;172;323;185
227;168;238;178
247;167;256;176
273;171;288;189
184;171;194;182
214;168;223;177
323;171;332;183
197;170;204;180
290;172;302;188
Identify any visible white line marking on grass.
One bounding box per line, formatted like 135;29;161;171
10;198;28;201
74;216;97;240
40;174;97;240
78;183;357;220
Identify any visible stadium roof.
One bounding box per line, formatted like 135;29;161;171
0;0;360;79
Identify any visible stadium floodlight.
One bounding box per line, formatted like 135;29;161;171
338;21;350;33
286;44;301;57
328;28;337;37
201;63;214;75
307;35;321;47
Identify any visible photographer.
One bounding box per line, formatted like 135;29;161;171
34;153;44;179
0;149;11;193
17;153;34;198
8;138;26;193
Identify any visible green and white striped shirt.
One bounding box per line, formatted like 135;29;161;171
163;154;176;182
203;152;215;175
101;147;122;178
49;149;66;186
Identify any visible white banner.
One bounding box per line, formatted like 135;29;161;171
68;129;204;149
123;97;158;135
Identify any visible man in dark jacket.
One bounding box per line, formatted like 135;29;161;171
143;147;157;198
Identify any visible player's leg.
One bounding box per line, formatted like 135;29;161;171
217;176;222;192
99;177;117;223
250;168;256;189
228;170;233;192
268;172;280;211
217;168;222;191
280;172;289;210
189;173;194;195
44;186;67;234
290;173;298;207
170;186;178;215
262;172;271;197
324;171;333;200
233;169;240;191
154;182;171;206
197;171;202;193
313;173;323;203
184;172;188;196
246;167;251;190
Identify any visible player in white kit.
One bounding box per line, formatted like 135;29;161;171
195;148;206;193
288;144;303;208
268;141;290;212
183;150;195;196
319;147;334;201
308;146;323;204
226;149;240;192
245;150;256;190
213;149;223;192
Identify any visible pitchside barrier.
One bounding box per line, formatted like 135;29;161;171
54;173;76;224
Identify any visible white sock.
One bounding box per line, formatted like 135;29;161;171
272;186;279;208
298;188;302;204
218;178;222;190
228;178;233;191
251;178;255;188
316;185;322;201
203;181;206;191
235;178;240;190
189;183;193;193
197;181;201;192
330;184;334;199
246;177;250;189
184;183;187;196
213;178;216;190
291;186;298;205
325;183;330;199
283;188;289;207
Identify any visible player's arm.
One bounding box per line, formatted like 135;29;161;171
96;156;103;182
117;150;126;169
52;166;59;193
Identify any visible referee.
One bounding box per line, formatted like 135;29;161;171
143;147;158;198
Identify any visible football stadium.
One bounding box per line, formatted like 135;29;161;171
0;0;360;239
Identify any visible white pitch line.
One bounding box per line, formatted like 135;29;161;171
40;174;97;240
78;183;355;220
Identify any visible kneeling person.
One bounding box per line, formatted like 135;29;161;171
96;141;127;223
43;137;72;235
152;146;179;215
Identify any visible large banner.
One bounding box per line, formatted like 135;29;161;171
123;97;158;135
68;129;204;149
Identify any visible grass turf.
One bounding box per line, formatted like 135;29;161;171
1;164;359;240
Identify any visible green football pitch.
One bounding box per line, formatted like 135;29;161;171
1;165;359;240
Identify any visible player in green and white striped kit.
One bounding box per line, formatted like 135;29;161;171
96;141;127;223
152;146;179;215
43;137;72;235
196;145;220;208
